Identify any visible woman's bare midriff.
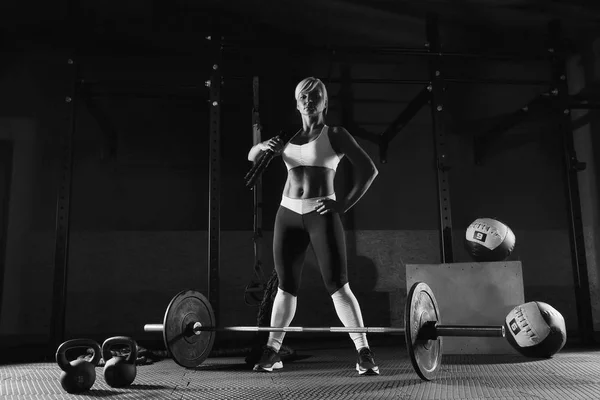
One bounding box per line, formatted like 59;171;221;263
283;167;336;199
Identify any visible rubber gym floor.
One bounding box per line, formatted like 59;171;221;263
2;337;600;400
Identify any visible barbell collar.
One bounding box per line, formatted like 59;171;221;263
144;324;164;332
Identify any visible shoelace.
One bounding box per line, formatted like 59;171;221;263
359;349;374;362
263;347;275;356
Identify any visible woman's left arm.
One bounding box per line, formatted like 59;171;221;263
333;126;379;214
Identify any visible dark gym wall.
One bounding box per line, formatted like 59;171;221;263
0;51;67;339
0;19;597;346
572;38;600;332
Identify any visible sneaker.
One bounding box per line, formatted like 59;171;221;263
356;347;380;375
253;345;283;372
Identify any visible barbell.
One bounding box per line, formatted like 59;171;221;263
144;282;506;380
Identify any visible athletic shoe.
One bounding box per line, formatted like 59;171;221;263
356;347;380;375
253;345;283;372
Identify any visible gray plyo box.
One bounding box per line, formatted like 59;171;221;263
406;261;524;355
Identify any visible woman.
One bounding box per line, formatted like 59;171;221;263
247;77;379;375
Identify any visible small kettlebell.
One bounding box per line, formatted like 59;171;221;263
102;336;137;388
56;338;102;394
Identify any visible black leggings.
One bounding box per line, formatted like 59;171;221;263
273;206;348;296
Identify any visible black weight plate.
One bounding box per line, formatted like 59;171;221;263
404;282;442;381
163;290;215;368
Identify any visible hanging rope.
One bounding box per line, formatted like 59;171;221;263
244;76;267;306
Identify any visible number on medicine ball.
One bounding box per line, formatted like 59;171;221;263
473;231;486;242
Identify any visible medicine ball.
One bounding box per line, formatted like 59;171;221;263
505;301;567;358
465;218;515;262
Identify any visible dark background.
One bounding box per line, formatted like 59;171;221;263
1;0;600;351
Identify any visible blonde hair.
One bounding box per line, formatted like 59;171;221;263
294;77;328;110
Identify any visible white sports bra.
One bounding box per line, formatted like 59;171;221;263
281;126;342;171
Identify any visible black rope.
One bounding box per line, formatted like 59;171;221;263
243;129;297;188
257;269;280;326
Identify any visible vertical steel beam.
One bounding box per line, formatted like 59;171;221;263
247;76;266;304
208;36;222;320
549;21;595;344
426;14;454;263
252;76;263;251
50;58;77;349
339;64;357;231
0;141;13;328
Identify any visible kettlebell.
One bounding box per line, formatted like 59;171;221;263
55;338;102;394
102;336;137;388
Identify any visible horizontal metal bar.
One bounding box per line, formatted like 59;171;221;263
445;77;551;86
330;46;551;61
80;76;551;92
225;76;431;85
222;42;550;61
146;323;505;337
231;75;550;86
193;324;505;337
198;326;405;334
326;78;430;85
369;49;550;61
436;325;505;337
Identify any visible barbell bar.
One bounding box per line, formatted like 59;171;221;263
143;282;505;380
145;323;504;337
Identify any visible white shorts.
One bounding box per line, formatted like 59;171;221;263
280;193;336;215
